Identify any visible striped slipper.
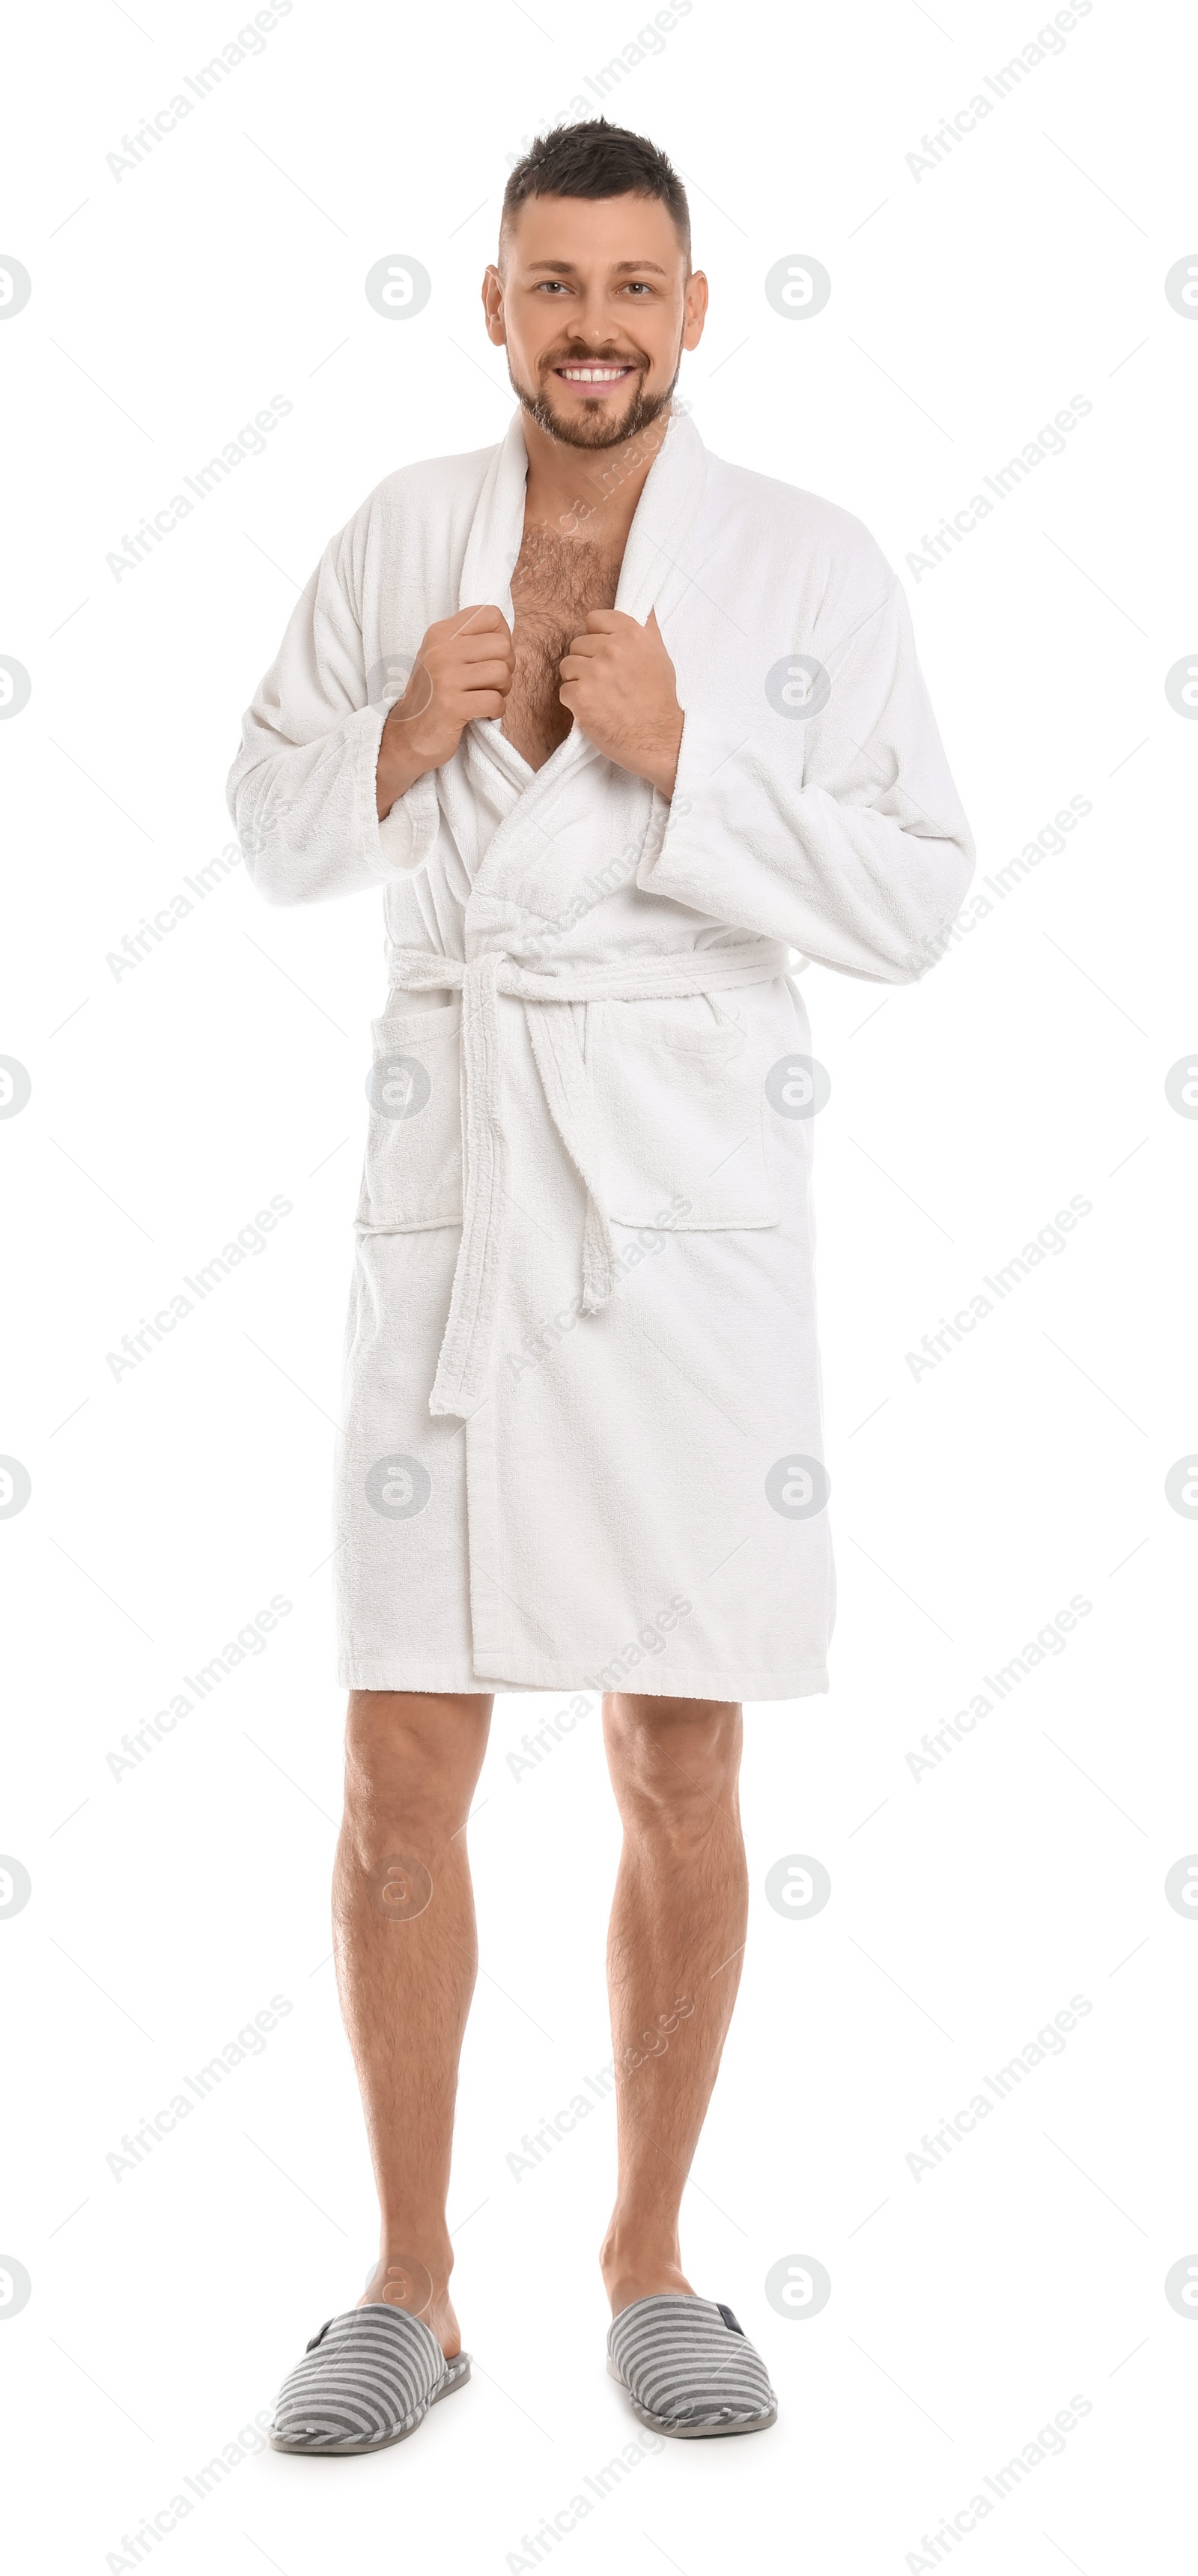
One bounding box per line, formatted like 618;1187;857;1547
607;2294;777;2438
270;2304;470;2455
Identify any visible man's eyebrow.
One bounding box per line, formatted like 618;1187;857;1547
523;259;669;277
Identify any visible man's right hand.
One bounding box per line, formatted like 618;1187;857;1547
374;605;514;816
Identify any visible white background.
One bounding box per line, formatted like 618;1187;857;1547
2;0;1197;2567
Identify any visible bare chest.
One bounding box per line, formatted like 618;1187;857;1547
502;527;622;772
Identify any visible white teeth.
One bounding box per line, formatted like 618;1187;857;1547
559;366;630;382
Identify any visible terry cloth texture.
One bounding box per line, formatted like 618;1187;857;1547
270;2304;469;2454
228;403;974;1697
607;2291;777;2435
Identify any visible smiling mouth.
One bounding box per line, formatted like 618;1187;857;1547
552;362;639;387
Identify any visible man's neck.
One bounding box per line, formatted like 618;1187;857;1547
519;404;675;551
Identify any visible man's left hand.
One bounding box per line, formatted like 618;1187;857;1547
558;608;683;798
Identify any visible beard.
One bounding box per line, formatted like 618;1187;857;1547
508;349;681;450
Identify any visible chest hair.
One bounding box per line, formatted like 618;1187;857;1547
503;521;624;768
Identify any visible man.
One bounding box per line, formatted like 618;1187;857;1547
228;118;973;2455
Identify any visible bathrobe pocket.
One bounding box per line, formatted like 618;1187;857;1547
589;997;779;1228
356;1000;463;1232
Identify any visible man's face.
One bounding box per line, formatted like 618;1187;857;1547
484;193;707;451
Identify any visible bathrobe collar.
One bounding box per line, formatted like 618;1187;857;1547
457;401;710;810
457;400;710;627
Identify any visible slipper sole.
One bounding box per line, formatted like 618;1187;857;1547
270;2351;471;2455
606;2354;776;2437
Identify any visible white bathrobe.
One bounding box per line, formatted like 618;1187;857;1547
227;405;973;1699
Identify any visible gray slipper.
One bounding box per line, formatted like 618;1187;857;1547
270;2303;470;2455
607;2293;777;2437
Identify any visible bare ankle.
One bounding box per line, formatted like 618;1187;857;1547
602;2216;679;2267
359;2250;460;2358
600;2223;692;2312
362;2245;452;2313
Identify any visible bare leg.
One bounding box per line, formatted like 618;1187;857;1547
598;1694;747;2316
332;1688;493;2358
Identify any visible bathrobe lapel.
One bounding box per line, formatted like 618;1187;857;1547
457;404;711;917
609;404;711;625
457;400;710;627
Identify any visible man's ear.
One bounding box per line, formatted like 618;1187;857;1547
481;264;506;347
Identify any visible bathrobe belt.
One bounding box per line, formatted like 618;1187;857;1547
383;939;792;1420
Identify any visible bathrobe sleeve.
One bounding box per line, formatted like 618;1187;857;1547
225;512;438;905
639;566;974;984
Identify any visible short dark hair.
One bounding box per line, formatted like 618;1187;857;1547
501;119;690;265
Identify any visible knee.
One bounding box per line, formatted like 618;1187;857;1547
603;1695;741;1837
341;1691;484;1859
